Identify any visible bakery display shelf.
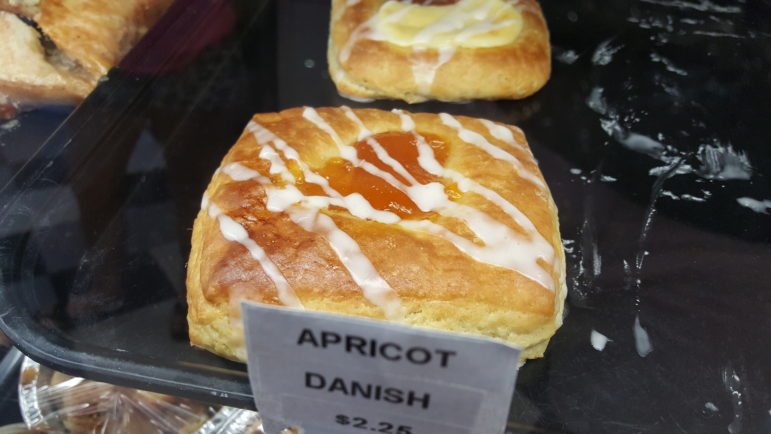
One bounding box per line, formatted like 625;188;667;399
0;0;769;432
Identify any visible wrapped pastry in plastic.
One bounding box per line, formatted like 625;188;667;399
18;357;222;433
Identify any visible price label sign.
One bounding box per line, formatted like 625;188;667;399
242;303;521;434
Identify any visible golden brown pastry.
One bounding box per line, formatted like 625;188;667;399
187;107;566;362
0;0;41;17
36;0;174;78
0;0;172;106
0;11;93;104
328;0;551;103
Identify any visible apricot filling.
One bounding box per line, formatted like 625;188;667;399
311;131;456;219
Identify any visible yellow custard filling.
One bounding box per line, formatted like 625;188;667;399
375;0;523;48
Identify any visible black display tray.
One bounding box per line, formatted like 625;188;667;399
1;0;770;432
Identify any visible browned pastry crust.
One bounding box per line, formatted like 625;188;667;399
328;0;551;103
187;107;566;362
36;0;174;77
0;0;172;106
0;11;93;104
0;0;41;17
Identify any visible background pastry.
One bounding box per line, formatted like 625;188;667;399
187;106;566;363
0;0;173;106
18;358;215;433
0;11;92;105
328;0;551;103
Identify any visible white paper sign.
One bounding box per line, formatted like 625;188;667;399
242;302;521;434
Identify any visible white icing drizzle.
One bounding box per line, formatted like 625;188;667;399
336;0;528;98
226;157;554;291
342;106;371;140
337;4;457;98
393;110;554;289
339;16;373;64
304;107;423;196
410;0;504;45
221;162;269;183
431;2;520;46
396;109;416;131
333;0;361;21
479;119;526;150
334;108;553;289
303;107;345;147
411;6;469;44
479;119;538;166
285;206;402;318
376;3;417;27
340;8;412;64
208;108;557;318
344;107;419;185
246;123;295;183
201;195;303;309
247;118;404;316
400;207;553;288
266;185;399;225
440;113;546;189
455;18;518;43
248;120;399;224
410;46;455;95
303;107;358;161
